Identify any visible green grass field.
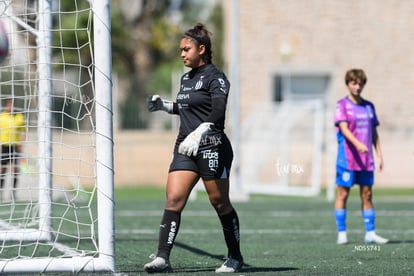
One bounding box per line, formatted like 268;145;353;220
113;187;414;275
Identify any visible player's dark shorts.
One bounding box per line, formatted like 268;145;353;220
1;145;18;165
169;132;233;180
335;166;374;187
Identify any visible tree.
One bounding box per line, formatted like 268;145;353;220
112;0;225;129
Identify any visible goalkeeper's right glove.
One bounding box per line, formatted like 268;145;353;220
146;95;173;113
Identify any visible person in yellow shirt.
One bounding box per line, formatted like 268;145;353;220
0;98;26;201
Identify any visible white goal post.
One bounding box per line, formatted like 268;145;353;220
0;0;114;273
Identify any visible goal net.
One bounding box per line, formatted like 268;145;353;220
0;0;114;273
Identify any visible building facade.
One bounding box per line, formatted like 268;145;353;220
222;0;414;188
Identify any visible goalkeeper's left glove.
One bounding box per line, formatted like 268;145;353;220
178;122;213;156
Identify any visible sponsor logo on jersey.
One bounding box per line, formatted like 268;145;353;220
201;149;219;172
202;149;219;159
356;113;368;119
177;94;189;100
200;135;222;146
334;105;343;117
342;171;351;182
195;80;203;90
181;85;193;92
366;105;374;118
218;78;228;94
178;103;189;110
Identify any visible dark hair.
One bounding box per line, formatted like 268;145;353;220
345;69;367;85
183;23;212;64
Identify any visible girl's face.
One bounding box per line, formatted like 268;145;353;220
347;79;364;98
179;38;205;68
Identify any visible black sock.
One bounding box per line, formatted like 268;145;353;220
219;208;243;261
13;176;17;188
157;209;181;260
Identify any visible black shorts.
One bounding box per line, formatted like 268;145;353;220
1;145;18;165
169;132;233;180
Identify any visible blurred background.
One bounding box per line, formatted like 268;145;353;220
112;0;413;196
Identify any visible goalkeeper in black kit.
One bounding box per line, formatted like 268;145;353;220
144;23;243;273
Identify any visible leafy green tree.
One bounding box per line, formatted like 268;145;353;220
51;0;225;129
148;2;226;99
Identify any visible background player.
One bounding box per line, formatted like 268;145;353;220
0;98;26;201
143;23;243;273
333;69;388;245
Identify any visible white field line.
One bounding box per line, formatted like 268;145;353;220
117;210;414;217
116;228;414;235
116;209;414;235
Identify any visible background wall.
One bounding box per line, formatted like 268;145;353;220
115;1;414;188
222;0;414;188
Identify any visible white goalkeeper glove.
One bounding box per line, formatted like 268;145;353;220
178;122;213;157
146;94;173;113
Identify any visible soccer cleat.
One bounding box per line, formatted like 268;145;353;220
143;256;172;273
336;231;348;245
364;231;389;244
215;258;243;273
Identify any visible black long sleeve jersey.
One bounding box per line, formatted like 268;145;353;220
175;63;230;144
